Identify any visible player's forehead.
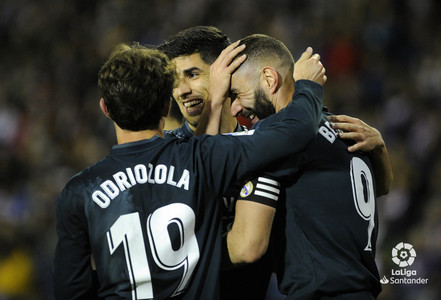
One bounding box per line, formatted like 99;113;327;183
231;69;257;96
172;53;210;75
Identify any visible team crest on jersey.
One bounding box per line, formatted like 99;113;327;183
240;181;253;198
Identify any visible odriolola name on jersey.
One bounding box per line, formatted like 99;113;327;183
92;163;190;208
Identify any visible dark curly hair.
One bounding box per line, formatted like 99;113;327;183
98;43;176;131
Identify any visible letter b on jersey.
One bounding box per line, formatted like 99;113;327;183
319;125;336;143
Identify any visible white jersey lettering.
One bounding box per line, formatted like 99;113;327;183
92;164;190;208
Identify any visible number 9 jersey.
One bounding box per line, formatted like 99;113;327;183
268;108;381;299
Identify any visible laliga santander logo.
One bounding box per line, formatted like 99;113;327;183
392;242;416;267
380;242;428;285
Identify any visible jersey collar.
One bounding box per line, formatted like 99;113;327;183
110;135;163;155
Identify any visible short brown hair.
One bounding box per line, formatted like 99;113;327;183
98;43;176;131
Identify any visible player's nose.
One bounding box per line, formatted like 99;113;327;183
230;99;243;117
175;79;191;98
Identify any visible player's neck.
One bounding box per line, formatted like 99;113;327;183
115;125;164;145
188;122;197;133
273;93;293;113
272;82;294;112
278;88;295;112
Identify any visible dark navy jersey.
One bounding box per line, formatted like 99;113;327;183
164;121;194;140
53;80;323;300
165;106;281;300
165;120;252;236
165;120;248;143
260;109;381;299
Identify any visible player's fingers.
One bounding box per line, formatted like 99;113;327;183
227;53;247;73
337;131;361;141
347;139;372;152
311;53;321;61
297;47;313;62
327;114;358;124
224;40;241;52
347;143;361;153
330;121;362;133
220;44;246;69
216;40;242;64
227;44;246;63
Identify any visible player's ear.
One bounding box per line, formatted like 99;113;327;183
99;98;111;118
261;66;280;95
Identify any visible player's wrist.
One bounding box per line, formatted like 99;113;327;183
207;96;225;111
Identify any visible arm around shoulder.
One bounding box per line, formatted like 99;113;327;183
370;141;393;196
327;114;393;196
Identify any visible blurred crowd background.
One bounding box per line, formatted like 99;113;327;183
1;0;440;299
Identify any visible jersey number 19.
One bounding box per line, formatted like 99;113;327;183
106;203;200;299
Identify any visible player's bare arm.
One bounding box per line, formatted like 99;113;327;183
226;200;276;264
223;48;327;266
195;41;247;135
327;114;393;196
225;176;280;265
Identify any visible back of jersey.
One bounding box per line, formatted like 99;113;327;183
273;113;381;299
59;137;225;299
53;80;325;299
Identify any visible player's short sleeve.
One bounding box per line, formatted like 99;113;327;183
237;176;281;208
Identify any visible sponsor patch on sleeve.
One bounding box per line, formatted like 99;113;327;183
238;176;280;208
240;181;254;198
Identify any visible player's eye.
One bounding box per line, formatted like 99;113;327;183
188;72;199;78
229;91;238;101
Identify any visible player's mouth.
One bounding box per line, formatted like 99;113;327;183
241;110;260;125
183;98;204;116
249;114;260;125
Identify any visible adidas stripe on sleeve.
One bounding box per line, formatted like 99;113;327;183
238;176;281;208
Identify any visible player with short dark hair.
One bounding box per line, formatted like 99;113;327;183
215;34;392;299
52;42;327;299
158;26;239;137
158;25;230;65
158;26;277;300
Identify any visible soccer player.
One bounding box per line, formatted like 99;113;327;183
157;26;278;299
204;34;393;299
157;26;241;138
159;26;391;300
52;42;327;299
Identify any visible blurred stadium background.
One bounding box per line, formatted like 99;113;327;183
1;0;440;299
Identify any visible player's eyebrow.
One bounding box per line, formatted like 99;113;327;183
183;67;202;76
